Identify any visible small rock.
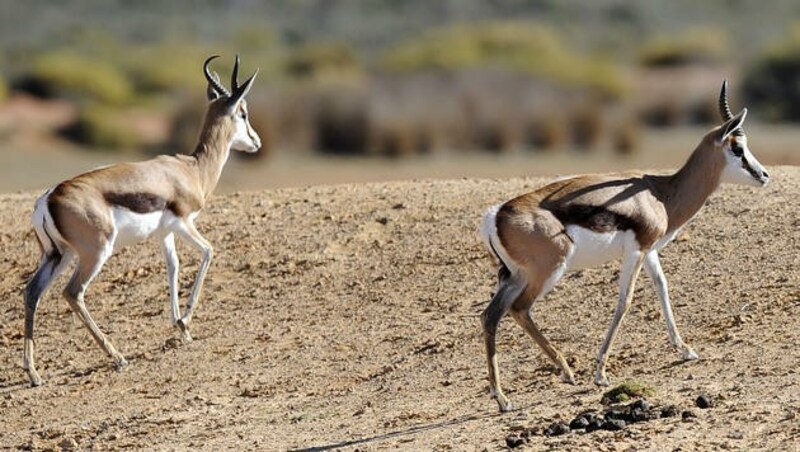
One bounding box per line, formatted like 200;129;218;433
585;419;604;433
631;399;652;412
505;435;525;448
603;419;626;431
545;422;570;437
682;410;697;420
58;438;78;450
604;408;627;421
696;394;713;409
163;337;181;350
661;405;679;418
628;407;648;423
569;416;590;430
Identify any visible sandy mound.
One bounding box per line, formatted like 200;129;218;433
0;167;798;450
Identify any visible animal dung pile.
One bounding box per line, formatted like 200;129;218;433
505;395;715;448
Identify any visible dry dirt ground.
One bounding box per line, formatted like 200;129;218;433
0;167;798;450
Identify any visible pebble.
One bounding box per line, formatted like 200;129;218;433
603;419;626;431
661;405;679;418
58;438;78;450
585;419;604;433
696;394;713;409
569;416;590;430
682;410;697;420
505;435;525;448
545;422;570;437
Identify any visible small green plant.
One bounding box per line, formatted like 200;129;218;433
29;52;133;104
601;380;655;404
638;27;729;67
61;104;140;150
286;41;362;79
743;23;800;122
0;74;7;102
381;22;628;99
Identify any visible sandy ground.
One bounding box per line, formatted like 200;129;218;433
0;167;798;450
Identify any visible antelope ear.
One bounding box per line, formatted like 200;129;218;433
718;108;747;142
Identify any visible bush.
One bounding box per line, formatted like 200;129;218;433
61;104;140;150
312;84;371;154
638;28;729;68
286;41;362;79
612;117;642;156
743;24;800;122
570;102;605;150
525;114;569;151
382;22;628;99
0;75;7;103
26;52;133;104
166;98;206;154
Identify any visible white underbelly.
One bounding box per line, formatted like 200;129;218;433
565;225;635;270
112;207;165;249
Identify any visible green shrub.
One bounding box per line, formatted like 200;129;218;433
312;83;370;154
0;75;7;102
743;23;800;122
28;52;133;104
638;28;729;67
381;22;627;99
286;41;362;79
61;104;140;150
601;380;654;404
612;117;642;155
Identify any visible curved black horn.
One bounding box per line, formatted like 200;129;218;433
231;54;240;92
719;80;734;121
719;80;744;136
204;55;230;97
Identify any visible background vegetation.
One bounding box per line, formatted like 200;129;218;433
1;0;799;157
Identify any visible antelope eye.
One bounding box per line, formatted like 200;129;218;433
731;145;744;157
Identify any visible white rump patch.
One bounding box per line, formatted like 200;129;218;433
565;225;636;270
480;204;520;275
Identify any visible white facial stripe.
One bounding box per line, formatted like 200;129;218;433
230;103;260;152
721;135;768;187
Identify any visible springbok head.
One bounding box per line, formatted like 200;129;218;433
716;80;769;187
203;54;261;153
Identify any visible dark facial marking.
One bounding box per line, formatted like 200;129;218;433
104;192;167;214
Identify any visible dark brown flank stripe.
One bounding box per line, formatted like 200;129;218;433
498;201;649;244
103;192;167;214
545;204;640;235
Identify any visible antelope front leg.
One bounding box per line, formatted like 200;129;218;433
644;251;698;360
176;220;213;342
595;250;645;386
161;234;182;334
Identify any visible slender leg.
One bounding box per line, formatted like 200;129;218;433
481;274;526;412
508;260;576;384
594;249;646;386
510;308;576;384
23;250;73;386
63;243;127;369
161;233;181;327
175;220;213;341
644;251;698;360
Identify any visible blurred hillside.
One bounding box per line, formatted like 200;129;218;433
0;0;798;189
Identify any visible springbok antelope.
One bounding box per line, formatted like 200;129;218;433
479;81;769;412
22;55;260;386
